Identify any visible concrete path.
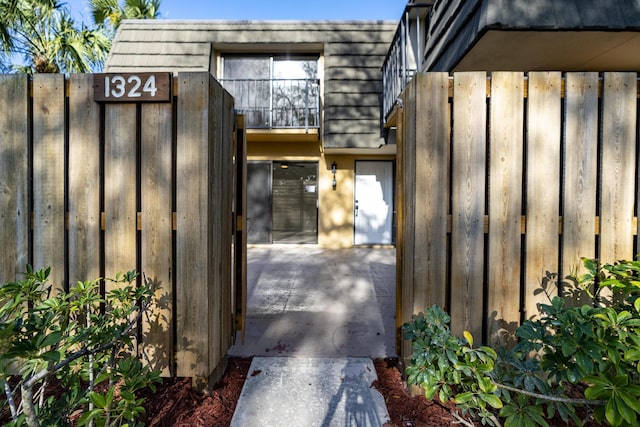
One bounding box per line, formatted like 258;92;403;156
229;245;396;426
230;357;390;427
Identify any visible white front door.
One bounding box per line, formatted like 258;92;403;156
354;161;394;245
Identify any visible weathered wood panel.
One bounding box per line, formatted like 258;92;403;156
234;115;247;343
68;74;101;284
562;73;598;296
221;90;235;356
400;76;416;359
176;73;212;380
0;72;239;386
0;75;29;284
487;72;524;347
414;73;449;311
450;72;486;339
525;72;561;320
600;72;637;263
141;102;174;376
32;74;66;293
394;105;406;355
208;80;226;376
399;71;640;357
104;104;138;289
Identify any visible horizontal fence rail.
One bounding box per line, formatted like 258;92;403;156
220;78;320;131
0;73;240;387
398;71;640;355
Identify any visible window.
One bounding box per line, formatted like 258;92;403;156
221;55;320;129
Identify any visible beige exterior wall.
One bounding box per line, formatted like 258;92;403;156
247;138;394;248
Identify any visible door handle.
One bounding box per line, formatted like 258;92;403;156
355;200;359;217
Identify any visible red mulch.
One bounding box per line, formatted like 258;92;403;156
139;357;252;427
372;358;470;427
138;357;465;427
1;357;604;426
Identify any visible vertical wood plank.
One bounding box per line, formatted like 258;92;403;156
450;72;486;340
32;74;66;293
208;80;222;380
234;115;247;344
68;74;101;285
487;72;524;347
400;77;416;360
0;75;29;284
562;72;598;302
104;104;137;288
601;72;636;263
221;91;235;356
141;102;173;376
525;72;561;319
413;72;449;312
207;80;231;374
394;98;406;357
176;73;211;380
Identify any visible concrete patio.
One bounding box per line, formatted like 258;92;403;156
228;245;397;358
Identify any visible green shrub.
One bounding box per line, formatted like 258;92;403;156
404;257;640;427
0;266;161;427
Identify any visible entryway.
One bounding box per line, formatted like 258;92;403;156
228;244;396;426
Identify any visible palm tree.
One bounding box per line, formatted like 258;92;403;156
89;0;161;33
0;0;111;73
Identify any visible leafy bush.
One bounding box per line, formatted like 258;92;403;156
0;266;161;427
404;258;640;427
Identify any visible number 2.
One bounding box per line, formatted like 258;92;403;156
127;75;142;97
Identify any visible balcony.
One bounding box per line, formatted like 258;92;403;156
381;2;433;124
220;78;320;132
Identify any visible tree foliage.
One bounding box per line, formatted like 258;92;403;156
0;0;162;74
0;0;111;74
0;266;161;427
89;0;161;34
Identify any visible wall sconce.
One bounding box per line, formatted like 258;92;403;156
331;162;337;190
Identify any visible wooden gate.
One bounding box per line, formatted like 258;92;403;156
0;72;246;388
397;71;639;356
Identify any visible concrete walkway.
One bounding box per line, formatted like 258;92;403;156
230;357;390;427
229;245;396;426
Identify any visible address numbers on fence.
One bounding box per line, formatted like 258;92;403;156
94;73;171;102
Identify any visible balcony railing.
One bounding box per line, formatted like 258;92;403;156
219;78;320;131
381;3;433;122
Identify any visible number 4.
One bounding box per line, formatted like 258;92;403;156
143;76;157;97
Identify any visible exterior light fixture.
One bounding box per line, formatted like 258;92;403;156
331;161;337;190
280;162;289;169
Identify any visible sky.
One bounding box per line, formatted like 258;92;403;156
65;0;408;23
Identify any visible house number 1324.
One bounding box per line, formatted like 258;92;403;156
104;75;157;98
94;73;171;102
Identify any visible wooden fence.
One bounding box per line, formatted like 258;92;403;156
397;71;639;355
0;72;243;389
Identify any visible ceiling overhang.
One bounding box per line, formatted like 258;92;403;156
454;30;640;72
